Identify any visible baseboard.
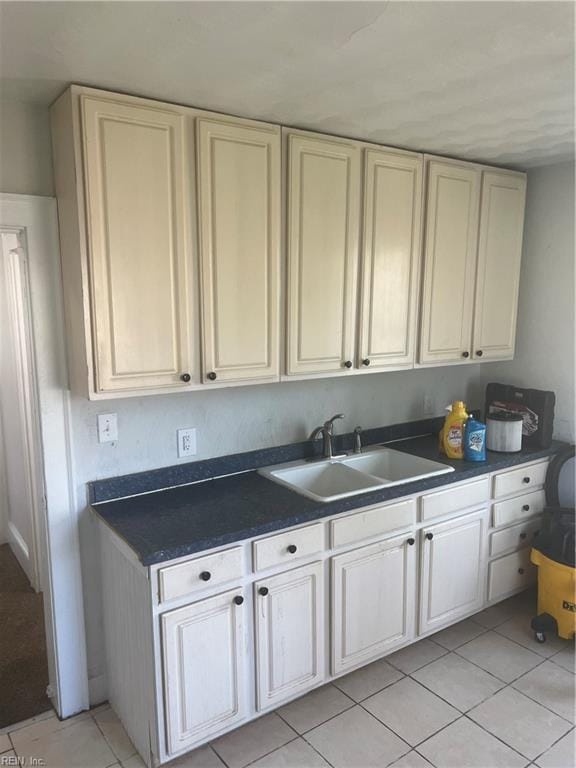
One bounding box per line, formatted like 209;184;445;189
88;674;108;707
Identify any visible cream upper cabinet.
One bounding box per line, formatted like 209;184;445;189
81;96;193;392
472;171;526;361
419;160;481;364
197;117;280;383
359;150;423;370
286;132;361;375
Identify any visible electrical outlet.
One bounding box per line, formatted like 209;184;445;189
178;428;197;458
423;394;435;416
97;413;118;443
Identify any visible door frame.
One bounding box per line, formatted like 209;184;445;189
0;193;89;718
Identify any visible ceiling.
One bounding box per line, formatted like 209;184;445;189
0;1;574;168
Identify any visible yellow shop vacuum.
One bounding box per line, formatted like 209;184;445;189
530;446;575;643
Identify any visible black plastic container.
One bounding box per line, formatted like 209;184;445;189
484;382;555;449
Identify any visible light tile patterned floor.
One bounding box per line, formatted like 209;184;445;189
1;592;573;768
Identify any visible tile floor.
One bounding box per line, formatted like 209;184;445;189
1;591;573;768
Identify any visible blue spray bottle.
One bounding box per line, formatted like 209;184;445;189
464;415;487;462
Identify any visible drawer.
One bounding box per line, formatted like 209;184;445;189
493;460;548;499
158;547;244;603
487;549;536;602
253;523;324;571
492;489;546;528
421;477;490;521
490;516;543;557
331;499;416;548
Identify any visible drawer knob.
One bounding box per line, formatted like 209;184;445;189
343;360;353;368
180;373;191;383
425;532;434;541
476;350;483;357
518;568;525;575
407;538;415;546
520;532;527;540
522;504;530;511
362;358;371;366
462;351;470;358
233;595;244;606
258;586;269;597
287;544;298;554
523;477;531;484
207;372;217;381
200;571;211;581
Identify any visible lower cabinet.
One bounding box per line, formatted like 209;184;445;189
419;508;489;634
254;561;325;710
161;588;247;754
331;534;416;675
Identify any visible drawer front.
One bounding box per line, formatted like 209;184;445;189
253;523;325;571
158;547;244;603
331;499;416;548
490;516;543;557
487;549;536;602
421;477;490;521
493;460;548;499
492;489;546;528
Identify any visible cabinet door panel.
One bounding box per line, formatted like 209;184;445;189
161;589;246;754
286;133;360;374
197;118;280;382
255;562;325;710
332;535;416;675
472;171;526;361
81;96;192;392
420;161;480;364
420;509;488;634
359;151;423;369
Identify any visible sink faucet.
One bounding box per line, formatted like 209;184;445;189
309;414;345;459
353;426;363;454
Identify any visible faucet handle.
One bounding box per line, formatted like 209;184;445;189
324;413;345;431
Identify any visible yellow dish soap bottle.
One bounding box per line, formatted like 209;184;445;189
442;400;469;459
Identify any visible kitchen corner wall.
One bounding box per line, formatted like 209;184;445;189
480;160;575;443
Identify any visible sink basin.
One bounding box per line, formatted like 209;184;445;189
260;445;454;503
341;447;454;485
260;461;385;503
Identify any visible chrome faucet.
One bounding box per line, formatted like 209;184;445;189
309;414;345;460
353;426;363;454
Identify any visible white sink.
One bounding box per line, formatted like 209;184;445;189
260;446;454;503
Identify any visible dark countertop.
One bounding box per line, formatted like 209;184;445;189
92;435;565;566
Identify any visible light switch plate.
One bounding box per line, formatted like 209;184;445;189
98;413;118;443
178;428;197;458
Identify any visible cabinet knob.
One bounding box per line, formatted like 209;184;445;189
518;568;525;575
362;359;371;367
522;504;530;511
533;530;540;538
407;538;415;546
233;595;244;606
476;350;483;357
207;372;217;381
258;586;269;597
523;477;531;484
200;571;211;581
343;360;353;368
462;351;470;358
287;544;297;554
425;532;434;541
180;373;191;383
520;532;527;540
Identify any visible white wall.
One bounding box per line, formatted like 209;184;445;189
0;101;54;196
481;161;575;442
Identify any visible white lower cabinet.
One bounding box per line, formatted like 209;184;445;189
419;508;489;634
332;534;416;675
254;561;325;710
161;589;247;755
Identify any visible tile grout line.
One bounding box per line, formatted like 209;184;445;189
530;725;575;765
91;710;138;764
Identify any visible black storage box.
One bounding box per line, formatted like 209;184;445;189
485;382;555;449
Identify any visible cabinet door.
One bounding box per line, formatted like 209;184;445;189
472;171;526;361
255;562;325;710
81;96;192;392
332;534;416;675
419;509;488;634
359;150;423;370
286;132;360;374
161;589;246;754
419;160;481;364
197;118;280;383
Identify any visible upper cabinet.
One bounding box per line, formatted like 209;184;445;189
419;158;526;366
472;171;526;361
197;117;280;384
285;131;361;375
80;96;193;393
359;150;423;370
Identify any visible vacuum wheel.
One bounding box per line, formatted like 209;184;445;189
534;631;546;644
